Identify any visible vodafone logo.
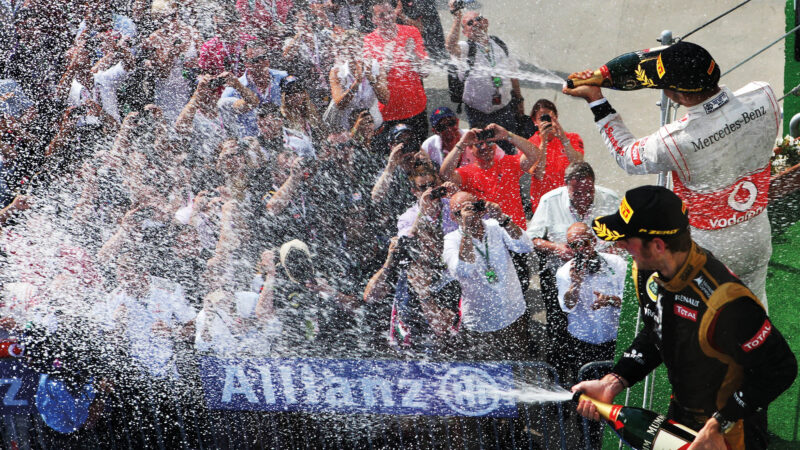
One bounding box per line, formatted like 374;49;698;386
728;181;757;212
742;319;772;353
673;304;697;322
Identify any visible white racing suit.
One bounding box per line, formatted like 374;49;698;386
594;82;780;308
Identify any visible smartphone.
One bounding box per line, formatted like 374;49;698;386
476;129;495;141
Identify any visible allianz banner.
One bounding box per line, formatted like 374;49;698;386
0;360;38;414
199;357;518;417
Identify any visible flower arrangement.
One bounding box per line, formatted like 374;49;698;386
771;135;800;175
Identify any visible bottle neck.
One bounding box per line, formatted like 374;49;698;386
575;393;618;423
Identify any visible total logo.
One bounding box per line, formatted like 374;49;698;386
437;367;503;416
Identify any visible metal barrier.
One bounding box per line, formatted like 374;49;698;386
576;360;615;450
0;358;582;450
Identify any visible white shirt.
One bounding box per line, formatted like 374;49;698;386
456;39;519;114
396;198;458;237
443;219;533;332
102;277;196;378
527;185;621;270
556;253;627;344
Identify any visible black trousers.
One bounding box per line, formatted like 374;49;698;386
456;310;533;361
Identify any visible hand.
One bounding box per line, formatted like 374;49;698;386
120;111;140;134
571;376;624;421
569;263;585;285
449;0;463;17
485;201;503;220
387;143;406;168
84;99;103;116
441;181;459;198
687;418;728;450
459;129;479;148
219;71;238;88
419;187;442;218
592;292;621;310
538;118;556;144
554;242;575;261
562;70;605;102
259;249;277;280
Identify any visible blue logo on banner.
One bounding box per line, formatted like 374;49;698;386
199;357;518;417
0;360;38;414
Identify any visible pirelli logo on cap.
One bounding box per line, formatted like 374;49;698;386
707;60;716;75
620;197;633;224
656;54;666;79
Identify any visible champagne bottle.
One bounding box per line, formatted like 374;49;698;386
573;391;697;450
566;46;667;91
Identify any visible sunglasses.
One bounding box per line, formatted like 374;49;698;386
466;16;484;27
568;240;593;250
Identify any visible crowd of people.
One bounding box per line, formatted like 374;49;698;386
0;0;622;376
0;0;794;448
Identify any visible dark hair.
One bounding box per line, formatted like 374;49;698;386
564;161;595;183
531;99;558;118
641;228;692;253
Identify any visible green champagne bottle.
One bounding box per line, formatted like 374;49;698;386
573;392;697;450
566;46;667;91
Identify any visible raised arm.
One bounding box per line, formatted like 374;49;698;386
445;2;463;58
440;129;478;186
485;123;543;174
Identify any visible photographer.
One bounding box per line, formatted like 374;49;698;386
443;191;534;360
218;40;288;138
556;222;625;383
527;162;620;380
445;1;524;152
365;162;461;356
527;99;584;214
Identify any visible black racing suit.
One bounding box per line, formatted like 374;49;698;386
612;242;796;449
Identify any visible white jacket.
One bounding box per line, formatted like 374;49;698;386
594;82;780;302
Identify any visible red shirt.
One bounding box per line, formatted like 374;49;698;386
527;131;584;213
456;153;527;229
198;34;255;76
236;0;293;30
363;25;428;121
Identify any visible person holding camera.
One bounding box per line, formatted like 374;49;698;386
439;123;541;231
527;99;584;214
445;2;523;150
527;161;620;375
556;222;625;383
443;191;534;360
364;163;461;356
218;40;288;138
371;124;428;226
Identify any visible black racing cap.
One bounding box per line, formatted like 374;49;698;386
593;185;689;242
636;41;720;93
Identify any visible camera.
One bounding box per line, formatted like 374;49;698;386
473;199;486;212
207;77;225;89
430;186;447;199
392;236;417;269
540;113;552;123
475;129;495;141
